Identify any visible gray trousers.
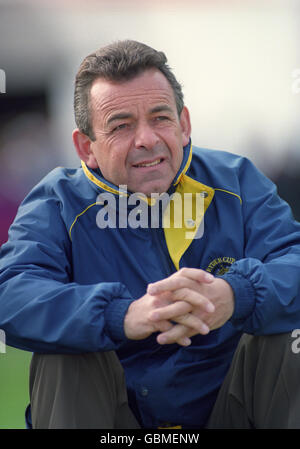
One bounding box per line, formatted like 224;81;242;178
29;333;300;429
207;332;300;429
29;350;139;429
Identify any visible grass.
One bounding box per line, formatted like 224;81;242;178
0;346;32;429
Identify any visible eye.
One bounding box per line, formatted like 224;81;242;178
155;115;169;121
112;123;129;133
115;123;127;130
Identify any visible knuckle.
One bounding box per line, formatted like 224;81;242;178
152;296;160;306
178;313;190;323
173;288;184;301
178;267;189;276
182;301;192;312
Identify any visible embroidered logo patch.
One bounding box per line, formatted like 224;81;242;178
206;257;236;276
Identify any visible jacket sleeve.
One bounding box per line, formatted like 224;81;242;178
0;183;134;354
222;157;300;335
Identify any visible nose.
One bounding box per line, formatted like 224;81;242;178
134;121;159;150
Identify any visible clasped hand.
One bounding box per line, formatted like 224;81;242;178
124;268;234;347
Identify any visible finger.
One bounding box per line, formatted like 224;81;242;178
148;268;214;295
151;290;174;307
172;313;209;334
154;319;174;333
153;288;215;319
157;320;210;346
149;301;192;322
157;323;192;346
170;288;215;313
177;336;192;347
151;288;215;314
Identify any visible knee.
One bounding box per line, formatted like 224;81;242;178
30;351;125;395
238;332;300;373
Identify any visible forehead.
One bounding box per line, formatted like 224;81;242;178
90;69;177;121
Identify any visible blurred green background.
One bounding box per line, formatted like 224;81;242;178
0;347;31;428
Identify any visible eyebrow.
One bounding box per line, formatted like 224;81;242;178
150;105;173;115
107;112;133;125
106;104;174;126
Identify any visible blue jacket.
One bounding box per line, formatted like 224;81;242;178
1;142;300;428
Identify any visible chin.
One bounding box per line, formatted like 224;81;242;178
128;178;172;196
142;185;170;197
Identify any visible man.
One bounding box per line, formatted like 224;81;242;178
1;40;300;429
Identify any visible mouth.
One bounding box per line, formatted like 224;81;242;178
132;158;163;168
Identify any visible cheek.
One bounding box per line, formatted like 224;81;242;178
167;132;184;162
164;124;184;146
105;148;129;178
96;138;128;170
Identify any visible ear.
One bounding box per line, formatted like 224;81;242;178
72;128;98;169
179;106;192;147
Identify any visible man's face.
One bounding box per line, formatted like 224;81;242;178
75;68;191;196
